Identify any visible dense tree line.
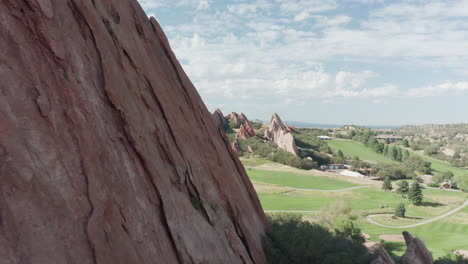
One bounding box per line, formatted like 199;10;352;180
263;214;375;264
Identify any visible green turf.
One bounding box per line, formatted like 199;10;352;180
247;169;357;190
327;140;396;163
404;148;468;177
251;167;468;259
327;139;468;177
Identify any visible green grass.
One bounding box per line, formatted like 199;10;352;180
327;140;396;163
404;148;468;177
247;169;357;190
327;139;468;177
251;167;468;259
259;193;337;211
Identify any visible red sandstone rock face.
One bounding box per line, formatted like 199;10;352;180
0;1;266;263
227;112;242;126
238;123;256;139
264;113;298;155
212;108;227;128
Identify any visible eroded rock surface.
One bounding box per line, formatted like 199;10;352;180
264;113;298;155
371;232;433;264
0;1;266;263
238;123;256;139
399;231;433;264
212;108;227;128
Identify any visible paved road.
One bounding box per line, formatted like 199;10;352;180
366;201;468;229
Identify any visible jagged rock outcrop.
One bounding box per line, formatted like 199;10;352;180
231;135;241;154
0;1;266;263
371;232;433;264
370;248;395;264
264;113;298;155
212;108;227;128
285;124;296;133
399;231;433;264
228;112;242;126
238;122;256;139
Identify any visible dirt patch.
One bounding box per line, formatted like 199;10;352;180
454;250;468;259
378;234;405;242
364;241;380;253
361;233;371;240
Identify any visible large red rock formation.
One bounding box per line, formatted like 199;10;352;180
227;112;242;126
264;113;298;155
0;1;266;263
237;123;256;139
212;108;227;128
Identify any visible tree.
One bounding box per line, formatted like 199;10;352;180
433;171;454;184
397;180;410;198
455;174;468;191
402;139;410;147
408;181;423;205
335;150;345;163
402;149;410;161
396;147;403;161
382;177;393;192
391;147;398;161
383;145;389;156
394;203;406;217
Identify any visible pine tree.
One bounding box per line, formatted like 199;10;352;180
397;180;409;198
408;181;423;205
391;147;398;161
394;203;406;217
382;177;393;192
402;150;410;161
397;147;403;161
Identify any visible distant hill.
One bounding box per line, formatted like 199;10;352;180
284;121;400;130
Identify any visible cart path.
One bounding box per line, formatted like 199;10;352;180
366;201;468;229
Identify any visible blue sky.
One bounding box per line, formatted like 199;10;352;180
138;0;468;126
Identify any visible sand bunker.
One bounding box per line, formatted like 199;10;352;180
454;250;468;259
378;234;405;242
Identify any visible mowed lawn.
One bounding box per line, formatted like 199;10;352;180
327;140;396;163
247;169;357;190
250;167;468;258
405;148;468;177
327;139;468;177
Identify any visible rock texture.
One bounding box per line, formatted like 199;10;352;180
0;1;266;263
370;247;395;264
399;231;433;264
371;232;433;264
264;113;298;155
238;123;256;139
212;108;227;128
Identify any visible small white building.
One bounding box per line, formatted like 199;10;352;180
318;136;332;140
340;170;364;178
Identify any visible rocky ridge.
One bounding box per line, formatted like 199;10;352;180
0;1;266;263
264;113;299;155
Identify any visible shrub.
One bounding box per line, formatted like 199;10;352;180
394;203;405;217
263;214;375;264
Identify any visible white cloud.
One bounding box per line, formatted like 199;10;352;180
277;0;338;13
294;11;310;22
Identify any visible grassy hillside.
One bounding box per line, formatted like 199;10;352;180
327;139;468;177
327;140;396;163
405;148;467;177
